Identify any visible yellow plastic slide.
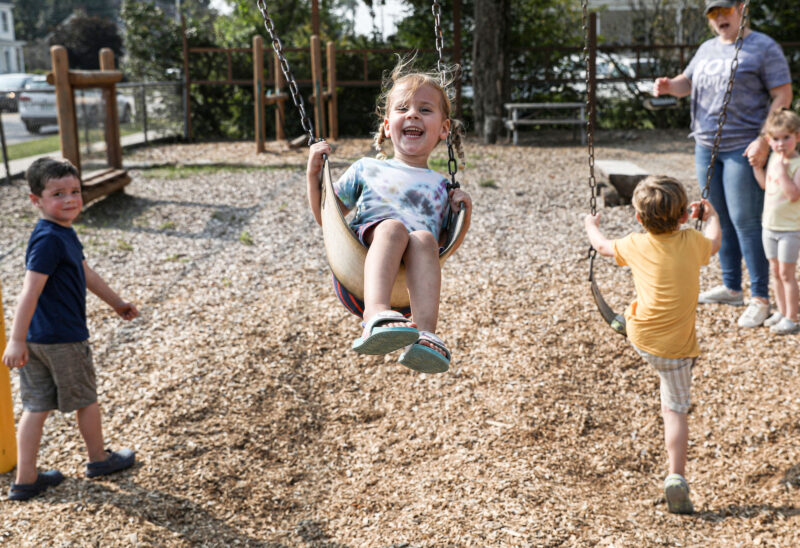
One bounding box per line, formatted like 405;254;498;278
0;281;17;473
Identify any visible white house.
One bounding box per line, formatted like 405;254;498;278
0;2;24;73
590;0;706;45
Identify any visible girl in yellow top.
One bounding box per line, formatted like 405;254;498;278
753;109;800;334
585;176;721;514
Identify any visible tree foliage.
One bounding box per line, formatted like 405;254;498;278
48;12;123;70
13;0;121;41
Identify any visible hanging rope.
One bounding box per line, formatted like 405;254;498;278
696;0;750;229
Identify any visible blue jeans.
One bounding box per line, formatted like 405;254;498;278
694;143;769;299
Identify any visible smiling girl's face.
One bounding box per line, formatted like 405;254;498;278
383;82;450;169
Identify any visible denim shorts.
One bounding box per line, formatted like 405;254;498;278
632;344;695;414
20;340;97;413
762;228;800;264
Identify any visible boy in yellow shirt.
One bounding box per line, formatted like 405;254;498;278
585;175;721;514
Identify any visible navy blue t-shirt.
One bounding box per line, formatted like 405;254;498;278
25;219;89;343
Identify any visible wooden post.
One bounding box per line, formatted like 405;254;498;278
274;52;285;140
51;45;80;174
310;35;326;139
453;0;462;119
311;0;320;38
99;48;122;169
326;41;337;140
253;35;265;153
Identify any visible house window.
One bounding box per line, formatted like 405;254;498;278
1;13;7;34
4;50;10;71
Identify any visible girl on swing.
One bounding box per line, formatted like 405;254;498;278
306;56;472;373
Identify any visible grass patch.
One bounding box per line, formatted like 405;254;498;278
116;239;133;252
7;127;141;161
239;231;254;246
479;179;498;188
159;221;176;230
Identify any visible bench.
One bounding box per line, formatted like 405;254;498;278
594;160;648;206
504;102;586;145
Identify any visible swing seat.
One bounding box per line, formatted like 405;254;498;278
320;158;467;308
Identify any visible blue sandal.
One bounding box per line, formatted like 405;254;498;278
399;331;450;373
352;311;419;355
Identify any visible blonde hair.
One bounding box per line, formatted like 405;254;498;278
373;54;465;169
632;175;688;234
763;108;800;138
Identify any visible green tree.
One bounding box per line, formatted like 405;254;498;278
49;12;123;70
13;0;121;41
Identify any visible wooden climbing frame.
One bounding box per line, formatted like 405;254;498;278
48;45;131;206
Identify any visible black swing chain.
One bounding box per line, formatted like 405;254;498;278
432;0;460;192
581;0;598;273
696;0;750;230
255;0;317;146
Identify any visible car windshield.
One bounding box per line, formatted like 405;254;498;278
24;79;53;90
0;75;31;90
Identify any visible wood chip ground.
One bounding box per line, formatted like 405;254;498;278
1;130;798;546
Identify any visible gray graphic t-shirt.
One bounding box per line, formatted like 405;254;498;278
334;157;449;240
684;31;791;151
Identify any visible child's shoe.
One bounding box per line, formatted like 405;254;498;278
664;473;694;514
86;448;135;478
698;285;744;306
763;312;784;327
737;300;770;328
8;470;64;501
770;317;800;335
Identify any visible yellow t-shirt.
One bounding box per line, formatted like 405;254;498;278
762;154;800;232
614;229;713;358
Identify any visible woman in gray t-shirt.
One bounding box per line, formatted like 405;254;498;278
653;0;792;329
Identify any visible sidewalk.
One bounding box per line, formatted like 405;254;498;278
3;131;158;180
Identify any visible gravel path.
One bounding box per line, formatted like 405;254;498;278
1;132;798;546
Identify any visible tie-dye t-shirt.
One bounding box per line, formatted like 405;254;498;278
333;157;450;240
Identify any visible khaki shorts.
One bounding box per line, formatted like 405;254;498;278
632;344;695;414
20;340;97;413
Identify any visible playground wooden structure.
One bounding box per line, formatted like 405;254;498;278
47;45;131;206
183;26;339;152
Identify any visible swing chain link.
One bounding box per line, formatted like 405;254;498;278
697;0;749;229
581;0;598;264
433;0;459;191
256;0;317;146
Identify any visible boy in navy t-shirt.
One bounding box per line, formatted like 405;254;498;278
2;158;139;501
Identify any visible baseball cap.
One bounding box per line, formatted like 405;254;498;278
704;0;738;14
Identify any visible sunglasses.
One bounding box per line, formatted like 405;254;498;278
706;6;735;19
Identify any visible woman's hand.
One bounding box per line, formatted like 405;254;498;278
744;136;769;168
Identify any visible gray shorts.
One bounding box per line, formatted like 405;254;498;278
632;344;695;414
762;228;800;264
20;340;97;413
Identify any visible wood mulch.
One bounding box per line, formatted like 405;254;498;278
0;130;798;546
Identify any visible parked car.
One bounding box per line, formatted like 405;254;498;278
550;54;657;100
0;73;36;112
19;76;135;134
